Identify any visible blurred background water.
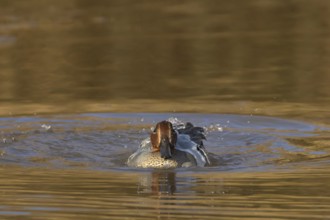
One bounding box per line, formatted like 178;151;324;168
1;0;330;119
1;1;330;219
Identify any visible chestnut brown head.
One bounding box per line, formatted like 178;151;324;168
150;121;177;159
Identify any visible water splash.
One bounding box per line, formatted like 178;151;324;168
0;113;327;171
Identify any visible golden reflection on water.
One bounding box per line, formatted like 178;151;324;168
1;0;330;116
1;166;330;219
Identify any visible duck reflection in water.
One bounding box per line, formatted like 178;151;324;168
136;170;226;196
137;171;177;194
127;119;211;168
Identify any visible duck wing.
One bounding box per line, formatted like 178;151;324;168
177;122;206;145
177;122;211;166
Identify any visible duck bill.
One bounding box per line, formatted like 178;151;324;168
160;138;172;159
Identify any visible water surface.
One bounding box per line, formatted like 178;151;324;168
1;113;330;219
1;0;330;219
1;0;330;116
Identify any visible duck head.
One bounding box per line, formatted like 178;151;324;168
150;121;177;159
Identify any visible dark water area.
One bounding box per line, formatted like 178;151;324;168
1;1;330;219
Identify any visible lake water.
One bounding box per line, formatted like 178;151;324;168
1;1;330;219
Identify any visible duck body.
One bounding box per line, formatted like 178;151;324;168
127;119;210;168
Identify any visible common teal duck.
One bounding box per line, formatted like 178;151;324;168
127;119;210;168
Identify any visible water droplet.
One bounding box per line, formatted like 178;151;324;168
41;124;52;131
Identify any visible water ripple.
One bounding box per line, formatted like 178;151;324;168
0;113;328;172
